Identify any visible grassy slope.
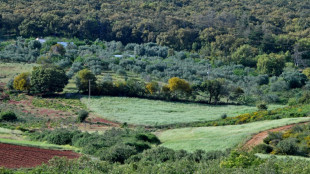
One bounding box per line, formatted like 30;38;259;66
0;127;77;151
256;153;310;161
157;117;310;152
82;96;283;126
0;63;37;83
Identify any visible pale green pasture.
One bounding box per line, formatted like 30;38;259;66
256;153;310;161
82;96;283;126
0;63;37;83
157;117;310;152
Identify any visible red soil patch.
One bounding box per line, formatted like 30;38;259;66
243;122;310;150
0;143;80;168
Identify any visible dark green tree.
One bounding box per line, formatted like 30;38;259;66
200;79;222;103
31;66;68;94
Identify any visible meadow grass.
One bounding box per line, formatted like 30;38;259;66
0;127;78;151
256;153;310;161
157;117;310;152
82;96;283;126
0;63;37;83
0;138;78;151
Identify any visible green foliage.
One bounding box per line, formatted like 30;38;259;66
257;103;268;110
75;69;97;93
77;110;88;123
302;68;310;79
275;138;299;155
0;111;17;121
101;144;137;163
220;151;264;168
281;71;308;89
200;79;223;103
231;45;258;67
257;53;285;76
31;128;160;163
31;66;68;94
221;113;227;119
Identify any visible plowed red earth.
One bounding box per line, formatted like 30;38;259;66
0;143;80;168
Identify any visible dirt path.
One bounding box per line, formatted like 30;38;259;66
243;122;309;150
0;143;80;168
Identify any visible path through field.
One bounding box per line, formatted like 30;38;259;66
0;143;80;168
243;122;310;150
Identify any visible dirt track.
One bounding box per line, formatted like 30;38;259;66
0;143;80;168
243;122;309;150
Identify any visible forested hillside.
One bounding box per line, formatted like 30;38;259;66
0;0;309;57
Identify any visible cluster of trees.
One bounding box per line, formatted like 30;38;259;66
3;36;309;105
0;0;309;56
9;66;68;95
75;69;244;104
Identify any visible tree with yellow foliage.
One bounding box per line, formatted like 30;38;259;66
302;68;310;79
146;82;159;94
13;72;31;92
167;77;191;94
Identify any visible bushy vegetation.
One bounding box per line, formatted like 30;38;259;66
1;36;309;105
30;128;161;163
77;110;88;123
0;111;17;122
7;150;310;173
256;123;310;157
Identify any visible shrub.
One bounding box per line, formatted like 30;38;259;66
0;111;17;121
135;133;161;145
275;138;298;155
101;144;137;163
13;72;31;92
263;132;283;144
46;129;76;145
77;110;89;123
221;113;227;119
252;144;273;154
220;151;264;168
75;69;97;93
257;103;268;110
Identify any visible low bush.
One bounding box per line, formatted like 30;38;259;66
0;111;17;121
257;103;268;110
100;144;137;163
221;113;227;119
220;150;264;168
275;138;299;155
77;110;89;123
252;144;273;154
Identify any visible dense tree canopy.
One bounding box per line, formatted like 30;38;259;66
0;0;309;57
31;66;68;94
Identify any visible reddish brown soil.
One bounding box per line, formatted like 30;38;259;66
243;122;310;150
0;143;80;168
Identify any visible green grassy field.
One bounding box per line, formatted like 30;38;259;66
0;127;78;151
0;63;37;84
256;153;310;161
82;96;283;126
157;117;310;152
